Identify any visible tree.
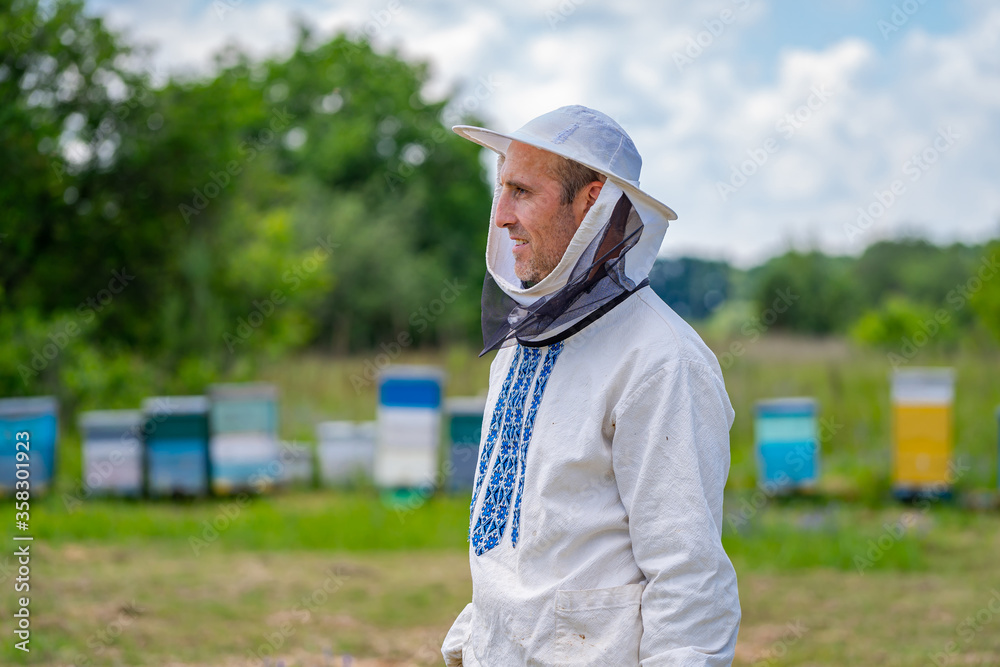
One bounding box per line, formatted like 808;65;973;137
750;251;861;334
1;3;493;405
969;241;1000;343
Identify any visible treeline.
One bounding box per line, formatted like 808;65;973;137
650;238;1000;349
2;1;997;411
1;0;490;406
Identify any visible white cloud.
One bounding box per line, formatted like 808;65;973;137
85;0;1000;265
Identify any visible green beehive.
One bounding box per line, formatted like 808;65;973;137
446;397;487;492
143;396;211;498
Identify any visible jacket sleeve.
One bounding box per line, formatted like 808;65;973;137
441;602;473;666
611;359;741;666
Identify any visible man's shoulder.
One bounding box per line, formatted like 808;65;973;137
612;285;722;371
488;285;724;380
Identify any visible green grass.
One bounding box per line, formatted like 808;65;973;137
47;335;1000;498
715;335;1000;493
4;337;999;664
23;488;472;552
7;486;992;572
1;491;999;665
249;336;1000;495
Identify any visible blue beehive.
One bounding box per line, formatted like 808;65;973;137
374;366;444;496
0;396;58;495
208;383;280;494
142;396;211;498
754;398;819;491
445;397;486;492
79;410;144;496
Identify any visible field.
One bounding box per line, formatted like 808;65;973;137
2;337;999;665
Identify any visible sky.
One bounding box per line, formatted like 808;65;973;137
86;0;1000;267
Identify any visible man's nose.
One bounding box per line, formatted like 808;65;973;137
495;191;515;228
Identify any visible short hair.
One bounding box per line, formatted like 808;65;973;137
497;149;606;206
550;155;605;206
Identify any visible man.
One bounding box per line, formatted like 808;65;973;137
442;105;740;666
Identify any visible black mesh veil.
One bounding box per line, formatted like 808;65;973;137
479;193;650;356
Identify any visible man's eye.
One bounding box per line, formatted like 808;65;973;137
514;187;527;196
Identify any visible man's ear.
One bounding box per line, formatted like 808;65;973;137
577;180;605;221
586;180;604;207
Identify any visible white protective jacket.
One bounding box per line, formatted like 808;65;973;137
443;118;740;666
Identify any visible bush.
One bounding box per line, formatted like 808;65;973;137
850;296;957;352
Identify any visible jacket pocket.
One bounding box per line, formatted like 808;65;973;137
554;582;643;666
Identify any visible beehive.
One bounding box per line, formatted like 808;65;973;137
142;396;211;497
79;410;143;496
208;383;280;494
277;440;315;487
445;397;487;492
754;398;819;492
317;420;375;486
891;368;955;499
373;366;443;490
0;396;58;495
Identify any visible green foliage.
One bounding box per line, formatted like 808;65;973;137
854;239;985;326
1;2;492;406
969;242;1000;342
849;296;957;349
749;251;862;333
2;0;995;417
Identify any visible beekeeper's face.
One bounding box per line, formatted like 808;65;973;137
495;141;603;285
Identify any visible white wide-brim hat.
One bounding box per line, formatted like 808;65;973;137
452;104;677;223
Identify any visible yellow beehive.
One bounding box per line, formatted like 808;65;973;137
891;368;955;498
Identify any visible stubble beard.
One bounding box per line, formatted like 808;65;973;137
515;204;579;285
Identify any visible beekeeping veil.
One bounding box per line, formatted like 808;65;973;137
453;105;677;357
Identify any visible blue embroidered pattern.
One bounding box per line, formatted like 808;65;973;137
471;346;540;555
511;341;564;547
470;342;564;556
468;346;522;537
